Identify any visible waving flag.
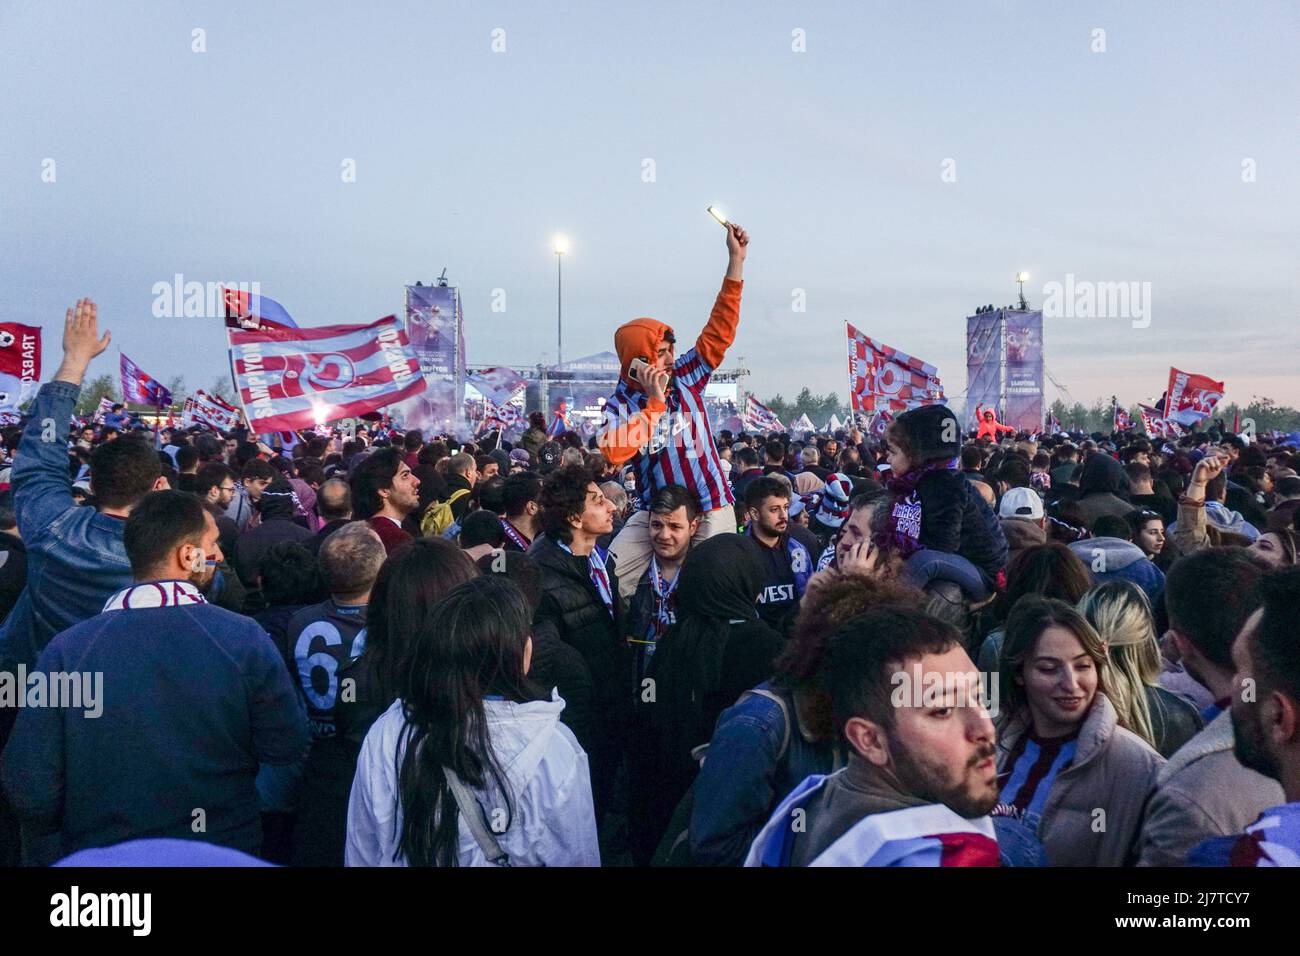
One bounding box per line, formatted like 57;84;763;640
92;396;114;424
120;353;172;407
0;323;41;412
1138;403;1185;439
869;410;894;438
467;366;526;408
222;287;300;332
1114;404;1133;432
846;323;944;414
227;316;426;434
1047;414;1062;435
478;400;522;436
546;401;572;437
1165;367;1224;427
743;395;784;434
182;390;243;432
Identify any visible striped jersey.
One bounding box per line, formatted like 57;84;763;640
601;348;734;513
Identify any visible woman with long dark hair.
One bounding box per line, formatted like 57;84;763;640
335;537;479;745
345;576;599;866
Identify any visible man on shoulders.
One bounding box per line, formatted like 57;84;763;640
599;223;749;597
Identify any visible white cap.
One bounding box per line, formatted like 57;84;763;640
999;486;1044;520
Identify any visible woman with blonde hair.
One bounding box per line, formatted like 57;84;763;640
1077;580;1203;759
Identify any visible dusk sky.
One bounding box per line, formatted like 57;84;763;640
3;1;1297;413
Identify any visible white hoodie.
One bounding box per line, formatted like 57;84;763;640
345;692;600;867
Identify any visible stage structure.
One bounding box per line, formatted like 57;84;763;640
400;280;466;434
965;307;1044;433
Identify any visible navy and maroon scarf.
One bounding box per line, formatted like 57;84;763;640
879;458;958;557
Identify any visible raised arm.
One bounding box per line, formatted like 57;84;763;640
13;299;111;535
1172;453;1225;555
693;223;747;370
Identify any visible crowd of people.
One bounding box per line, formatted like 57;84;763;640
1;227;1298;869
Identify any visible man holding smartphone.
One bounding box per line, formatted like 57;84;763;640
598;220;748;596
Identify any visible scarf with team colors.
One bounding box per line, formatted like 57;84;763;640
744;773;999;867
557;541;615;618
103;580;207;612
500;518;531;551
1190;801;1300;867
880;459;958;558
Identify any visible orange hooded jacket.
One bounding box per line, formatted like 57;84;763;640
597;278;742;467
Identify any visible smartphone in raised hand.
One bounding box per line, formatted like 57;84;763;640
628;357;651;384
707;205;729;226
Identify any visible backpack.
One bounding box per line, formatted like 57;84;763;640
650;687;792;867
420;487;471;538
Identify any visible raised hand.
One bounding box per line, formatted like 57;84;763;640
1184;451;1228;503
55;298;112;386
725;223;748;280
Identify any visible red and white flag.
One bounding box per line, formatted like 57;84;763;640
1138;403;1185;438
1113;405;1133;432
0;323;41;411
182;390;243;431
846;323;944;414
227;316;426;434
1165;367;1224;428
743;395;784;434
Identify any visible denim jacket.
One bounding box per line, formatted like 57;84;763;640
689;681;841;866
0;381;133;670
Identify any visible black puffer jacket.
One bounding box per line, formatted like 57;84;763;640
530;534;630;825
530;536;629;711
529;616;596;756
915;469;1009;586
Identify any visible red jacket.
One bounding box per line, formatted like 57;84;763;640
975;405;1015;441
